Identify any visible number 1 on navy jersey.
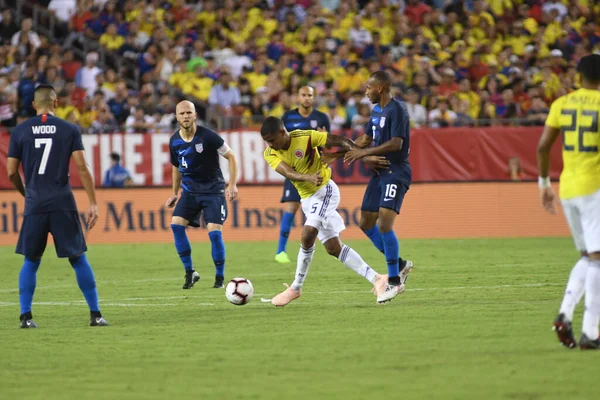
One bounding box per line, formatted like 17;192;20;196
34;138;53;175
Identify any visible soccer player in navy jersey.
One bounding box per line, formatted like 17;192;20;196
7;84;108;328
344;71;414;304
166;100;239;289
275;86;331;264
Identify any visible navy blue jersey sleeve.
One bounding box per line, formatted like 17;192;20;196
281;110;291;125
390;104;409;139
365;119;374;137
206;129;225;150
321;114;331;133
7;131;21;159
71;124;84;152
169;139;178;167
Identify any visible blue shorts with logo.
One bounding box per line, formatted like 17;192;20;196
280;179;301;203
16;211;87;259
173;190;228;227
361;172;409;214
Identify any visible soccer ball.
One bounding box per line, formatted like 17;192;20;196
225;278;254;306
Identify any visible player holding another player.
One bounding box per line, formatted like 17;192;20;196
537;54;600;350
7;84;108;328
166;101;239;290
275;86;331;264
338;71;414;304
261;116;393;306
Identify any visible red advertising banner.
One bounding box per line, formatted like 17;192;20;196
0;127;563;189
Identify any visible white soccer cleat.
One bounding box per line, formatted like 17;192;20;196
377;283;405;304
400;260;414;286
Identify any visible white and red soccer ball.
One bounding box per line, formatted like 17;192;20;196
225;278;254;305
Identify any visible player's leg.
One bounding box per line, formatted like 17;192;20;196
577;191;600;349
171;191;201;289
271;183;334;306
276;179;301;263
553;197;587;348
374;181;410;304
360;176;412;277
202;195;228;289
15;214;49;328
271;224;318;307
51;211;108;326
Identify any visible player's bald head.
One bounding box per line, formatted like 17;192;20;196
33;84;57;109
176;100;196;114
298;85;315;108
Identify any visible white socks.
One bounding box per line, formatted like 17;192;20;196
291;246;315;291
559;257;588;321
338;245;378;284
582;260;600;339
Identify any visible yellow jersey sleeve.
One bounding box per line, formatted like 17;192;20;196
310;129;328;148
264;147;282;171
546;96;564;129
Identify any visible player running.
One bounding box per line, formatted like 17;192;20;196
275;86;331;264
261;116;393;306
7;84;108;328
537;54;600;350
166;100;239;290
342;71;414;304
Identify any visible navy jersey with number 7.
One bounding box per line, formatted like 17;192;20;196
7;114;84;215
169;126;226;194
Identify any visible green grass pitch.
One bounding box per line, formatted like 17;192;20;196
0;238;598;400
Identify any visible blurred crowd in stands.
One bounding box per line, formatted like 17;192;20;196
0;0;599;133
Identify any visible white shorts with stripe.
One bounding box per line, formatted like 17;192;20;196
562;189;600;253
301;179;346;243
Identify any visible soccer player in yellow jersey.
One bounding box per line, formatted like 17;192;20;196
261;116;391;306
537;54;600;350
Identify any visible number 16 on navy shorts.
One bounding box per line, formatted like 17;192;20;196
361;174;409;214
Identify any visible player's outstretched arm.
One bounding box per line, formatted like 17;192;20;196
7;157;25;197
325;133;355;151
275;161;323;186
536;125;561;214
166;166;181;208
344;137;403;164
72;150;99;230
221;149;239;201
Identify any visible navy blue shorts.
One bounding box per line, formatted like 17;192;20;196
280;179;301;203
173;191;228;227
361;174;409;214
16;211;87;259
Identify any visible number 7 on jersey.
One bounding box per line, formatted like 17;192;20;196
35;138;53;175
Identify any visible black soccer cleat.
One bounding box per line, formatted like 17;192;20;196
19;319;37;329
213;275;224;289
579;334;600;350
90;317;109;327
19;312;37;329
552;313;577;349
183;270;200;289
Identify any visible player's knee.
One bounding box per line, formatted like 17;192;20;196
171;217;188;226
301;226;318;248
68;253;84;267
207;223;223;232
324;241;342;257
359;212;378;231
288;202;300;214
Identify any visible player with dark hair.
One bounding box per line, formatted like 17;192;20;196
538;53;600;350
343;71;414;304
166;100;239;290
261;116;392;306
7;84;108;328
275;86;331;264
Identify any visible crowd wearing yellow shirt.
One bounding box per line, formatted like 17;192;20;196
89;0;600;128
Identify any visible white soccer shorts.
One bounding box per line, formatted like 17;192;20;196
562;189;600;253
301;179;346;243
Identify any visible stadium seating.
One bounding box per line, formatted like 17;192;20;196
2;0;600;132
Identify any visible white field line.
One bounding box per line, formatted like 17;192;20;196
0;283;562;309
